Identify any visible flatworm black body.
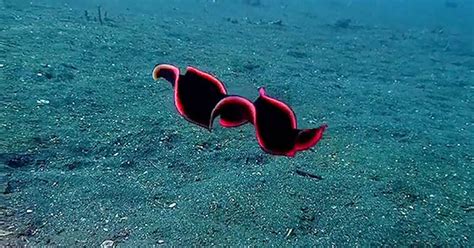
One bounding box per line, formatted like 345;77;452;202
153;64;327;157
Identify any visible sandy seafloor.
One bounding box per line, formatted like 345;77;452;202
0;0;473;246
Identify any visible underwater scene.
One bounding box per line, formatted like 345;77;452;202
1;0;473;246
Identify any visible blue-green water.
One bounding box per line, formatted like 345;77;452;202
1;0;472;246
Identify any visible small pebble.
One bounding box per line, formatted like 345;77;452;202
101;240;114;248
37;99;50;105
